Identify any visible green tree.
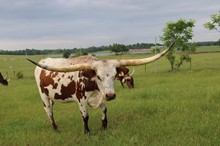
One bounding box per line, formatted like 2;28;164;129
75;49;88;56
160;19;196;71
110;44;121;55
110;44;128;55
204;11;220;32
63;50;71;58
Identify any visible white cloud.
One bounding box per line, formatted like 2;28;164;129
0;0;219;50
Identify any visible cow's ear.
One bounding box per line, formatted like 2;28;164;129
81;69;96;78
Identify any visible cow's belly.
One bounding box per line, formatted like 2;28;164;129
45;85;103;108
46;85;78;102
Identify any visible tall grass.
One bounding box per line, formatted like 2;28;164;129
0;52;220;145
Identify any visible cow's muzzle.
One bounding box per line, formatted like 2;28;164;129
106;93;116;101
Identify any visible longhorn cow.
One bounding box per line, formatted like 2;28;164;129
116;67;135;88
0;72;9;86
27;41;175;133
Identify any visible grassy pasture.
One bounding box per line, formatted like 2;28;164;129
196;45;220;52
0;51;220;146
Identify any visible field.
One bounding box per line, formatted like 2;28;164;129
196;46;220;52
0;49;220;145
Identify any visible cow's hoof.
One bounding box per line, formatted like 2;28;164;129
84;129;90;134
102;119;107;129
53;128;61;133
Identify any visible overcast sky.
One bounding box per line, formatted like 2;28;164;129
0;0;219;50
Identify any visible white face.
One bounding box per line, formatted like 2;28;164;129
93;61;118;101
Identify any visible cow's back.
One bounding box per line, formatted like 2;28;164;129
37;56;98;67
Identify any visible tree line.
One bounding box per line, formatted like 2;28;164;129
0;41;219;56
0;42;161;56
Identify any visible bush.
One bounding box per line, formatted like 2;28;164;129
63;51;71;58
16;71;24;79
75;50;88;56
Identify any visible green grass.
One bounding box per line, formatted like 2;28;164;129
196;45;220;52
1;52;220;145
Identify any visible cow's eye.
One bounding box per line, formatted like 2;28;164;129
97;76;102;81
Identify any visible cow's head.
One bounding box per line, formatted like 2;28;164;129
91;61;119;101
0;72;9;86
27;41;175;101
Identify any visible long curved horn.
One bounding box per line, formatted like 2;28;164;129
27;59;93;72
129;68;135;77
4;74;8;80
119;41;175;66
4;76;7;79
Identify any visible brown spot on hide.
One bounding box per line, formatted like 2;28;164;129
68;75;73;80
81;70;99;91
40;70;58;96
54;80;76;100
78;69;96;78
76;78;86;101
53;83;58;89
76;70;99;101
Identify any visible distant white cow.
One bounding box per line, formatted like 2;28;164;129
27;41;175;133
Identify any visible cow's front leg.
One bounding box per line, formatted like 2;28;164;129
78;102;90;134
100;103;107;129
83;115;89;134
120;80;125;88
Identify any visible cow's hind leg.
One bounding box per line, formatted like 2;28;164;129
100;103;107;129
42;96;57;130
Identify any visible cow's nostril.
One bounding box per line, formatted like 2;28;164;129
106;93;116;101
